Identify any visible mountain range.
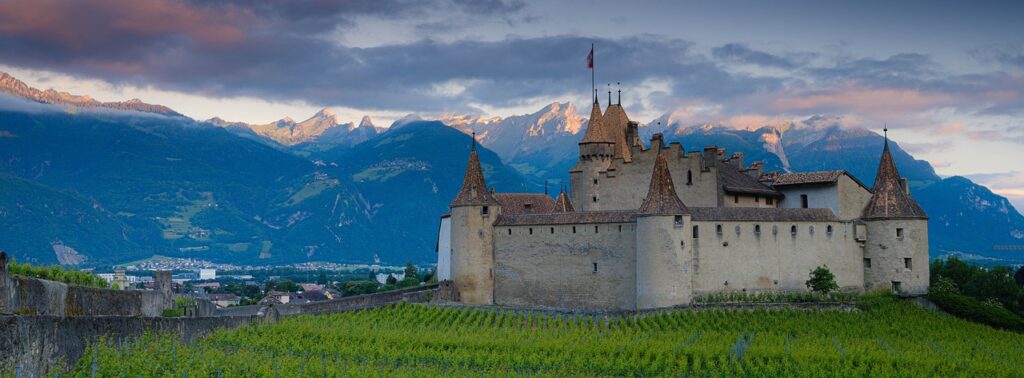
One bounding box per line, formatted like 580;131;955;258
0;71;1020;267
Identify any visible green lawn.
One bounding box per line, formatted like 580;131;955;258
71;295;1024;377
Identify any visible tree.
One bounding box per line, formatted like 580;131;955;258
404;262;418;280
273;279;301;292
340;280;379;297
386;274;398;285
806;265;839;294
1015;266;1024;288
316;272;328;285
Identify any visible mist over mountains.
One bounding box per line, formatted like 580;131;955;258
0;71;1020;267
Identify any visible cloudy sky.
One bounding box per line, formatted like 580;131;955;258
1;0;1023;208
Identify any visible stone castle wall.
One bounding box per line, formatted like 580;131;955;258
493;222;638;310
690;220;864;295
572;143;720;212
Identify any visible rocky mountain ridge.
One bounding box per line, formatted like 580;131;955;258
0;71;181;116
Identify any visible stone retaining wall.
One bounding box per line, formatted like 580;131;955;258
0;315;259;377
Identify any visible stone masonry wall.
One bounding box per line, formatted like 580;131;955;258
691;220;864;295
493;222;637;310
0;315;258;377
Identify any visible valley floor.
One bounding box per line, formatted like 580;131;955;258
67;295;1023;377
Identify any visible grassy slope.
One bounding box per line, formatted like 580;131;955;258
72;297;1024;377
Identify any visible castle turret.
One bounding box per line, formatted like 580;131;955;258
635;151;693;309
572;94;615;211
861;132;928;295
449;140;499;304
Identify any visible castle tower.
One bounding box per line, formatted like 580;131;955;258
861;133;929;295
571;94;615;211
449;140;500;304
635;151;694;309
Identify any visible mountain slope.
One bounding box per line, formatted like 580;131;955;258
316;121;536;263
0;171;138;265
916;176;1024;264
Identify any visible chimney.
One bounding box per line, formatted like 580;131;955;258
745;162;764;179
703;146;718;170
730;152;745;169
650;133;665;151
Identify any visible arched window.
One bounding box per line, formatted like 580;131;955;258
687;170;693;185
550;227;555;234
572;226;576;234
508;229;512;235
826;225;834;235
790;225;798;235
716;224;723;235
528;228;533;235
754;225;761;234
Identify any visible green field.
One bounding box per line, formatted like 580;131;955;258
71;296;1024;377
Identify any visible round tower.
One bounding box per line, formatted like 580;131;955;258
448;140;500;304
861;133;929;295
635;151;694;309
572;94;614;211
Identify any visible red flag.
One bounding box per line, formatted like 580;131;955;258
586;47;594;69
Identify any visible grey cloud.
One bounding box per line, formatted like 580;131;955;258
711;43;797;68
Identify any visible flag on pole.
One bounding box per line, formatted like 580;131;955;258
587;46;594;69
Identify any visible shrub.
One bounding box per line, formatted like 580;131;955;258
6;259;108;288
806;265;839;294
927;290;1024;332
161;308;184;318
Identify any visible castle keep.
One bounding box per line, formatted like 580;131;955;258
436;94;929;311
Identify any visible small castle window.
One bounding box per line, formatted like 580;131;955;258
892;281;902;293
755;196;760;203
735;225;741;235
529;228;533;235
550;227;555;234
809;225;815;236
790;225;798;236
827;225;834;235
593;263;598;273
766;197;774;206
904;258;912;270
896;228;904;239
481;206;489;215
595;225;599;233
674;215;683;226
734;195;740;204
592;196;598;202
593;179;598;185
864;258;872;268
800;195;808;208
716;224;723;235
572;226;576;234
693;225;699;238
508;229;512;235
754;225;761;234
687;170;693;185
618;225;622;232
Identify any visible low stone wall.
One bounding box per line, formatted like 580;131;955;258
0;253;174;317
0;315;258;377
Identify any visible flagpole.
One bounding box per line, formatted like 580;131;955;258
591;43;595;103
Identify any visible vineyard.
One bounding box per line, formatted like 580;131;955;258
63;294;1024;377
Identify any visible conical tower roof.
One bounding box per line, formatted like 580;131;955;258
450;143;498;207
603;104;632;161
639;152;688;215
553;189;575;212
862;137;927;219
580;97;611;144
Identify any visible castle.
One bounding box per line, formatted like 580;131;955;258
436;93;929;311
